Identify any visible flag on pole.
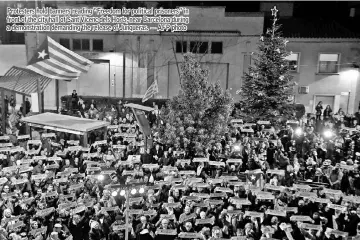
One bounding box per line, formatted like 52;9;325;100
142;79;159;103
26;36;93;81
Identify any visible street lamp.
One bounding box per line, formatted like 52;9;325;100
108;183;146;240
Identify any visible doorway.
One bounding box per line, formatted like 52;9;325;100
314;95;335;113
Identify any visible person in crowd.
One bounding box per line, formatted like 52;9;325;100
25;97;31;114
323;105;333;121
316;101;323;121
71;90;78;111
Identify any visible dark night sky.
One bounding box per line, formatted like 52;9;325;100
158;1;355;19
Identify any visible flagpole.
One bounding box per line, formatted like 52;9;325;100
35;0;42;113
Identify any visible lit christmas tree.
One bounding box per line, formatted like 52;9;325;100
238;6;295;121
158;53;234;156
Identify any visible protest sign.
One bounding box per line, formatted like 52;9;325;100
17;135;30;140
128;209;143;215
266;209;287;217
178;233;202;239
164;202;182;208
179;170;196;175
290;215;313;222
36;207;55;217
29;227;47;236
157;229;178;235
191;193;210;199
278;207;298;213
42;133;56;138
244;211;264;219
326;228;349;238
227;159;243;163
196;218;214;225
160;214;176;220
210;192;227;198
72;205;87;214
266;169;285;176
206;199;224;205
112;225;131;231
229;198;251;205
328;203;346;212
193;158;209;163
227;210;244;215
8;221;25;230
68;183;84;191
102;206;120;212
215;187;233;193
264;184;285;192
221;175;239;181
301;223;322;231
177;159;191;165
209;161;225;167
143;210;157;216
207;178;224;184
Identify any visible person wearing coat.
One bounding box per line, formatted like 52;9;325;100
135;216;155;240
89;221;106;240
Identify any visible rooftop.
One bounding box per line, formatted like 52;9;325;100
264;17;360;39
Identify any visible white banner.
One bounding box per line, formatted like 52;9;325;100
31;92;39;113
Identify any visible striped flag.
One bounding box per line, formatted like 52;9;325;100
26;36;93;80
142;79;158;103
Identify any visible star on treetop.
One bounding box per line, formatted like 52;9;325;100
271;6;278;17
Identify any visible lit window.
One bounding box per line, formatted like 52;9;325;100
318;53;339;73
285;53;299;72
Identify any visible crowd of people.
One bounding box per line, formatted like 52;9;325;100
0;99;360;240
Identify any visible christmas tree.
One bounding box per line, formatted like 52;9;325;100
158;53;234;156
238;6;295;121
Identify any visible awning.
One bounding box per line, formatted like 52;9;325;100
0;66;52;96
21;112;109;135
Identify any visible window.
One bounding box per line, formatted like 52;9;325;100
59;38;70;49
82;39;90;50
285;53;299;72
211;42;223;54
72;39;81;50
190;41;208;54
243;54;252;75
72;39;90;51
318;53;339;73
175;41;187;53
92;39;103;51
